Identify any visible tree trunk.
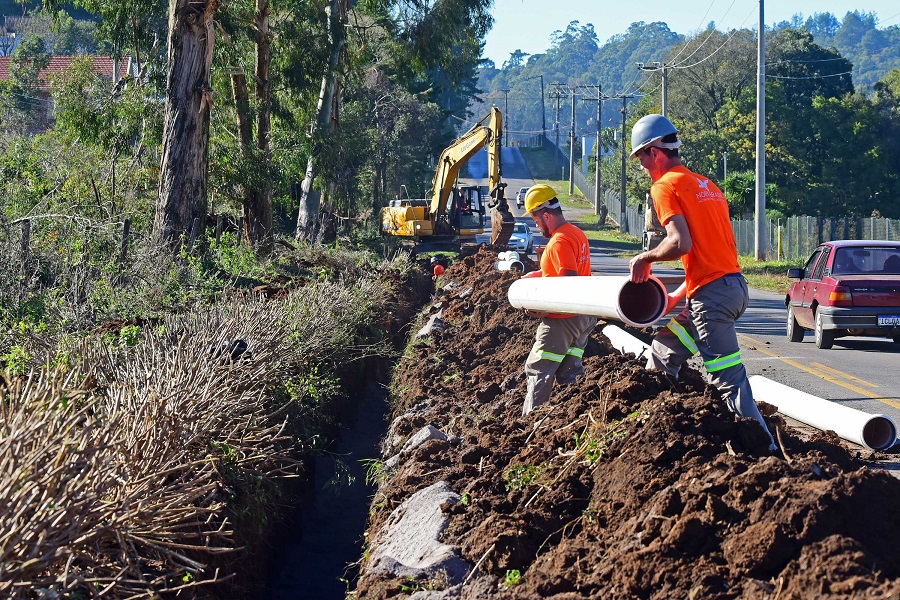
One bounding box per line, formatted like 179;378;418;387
252;0;273;254
153;0;218;247
295;0;346;241
228;0;274;255
230;71;257;245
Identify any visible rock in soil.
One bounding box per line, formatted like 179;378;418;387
355;247;900;599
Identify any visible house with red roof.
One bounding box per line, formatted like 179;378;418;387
0;55;133;131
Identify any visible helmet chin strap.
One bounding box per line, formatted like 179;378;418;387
652;140;682;150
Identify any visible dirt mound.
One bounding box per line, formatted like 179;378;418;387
357;247;900;599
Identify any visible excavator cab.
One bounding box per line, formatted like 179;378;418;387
452;186;486;235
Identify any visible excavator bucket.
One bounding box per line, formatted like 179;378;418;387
489;187;515;246
491;205;516;246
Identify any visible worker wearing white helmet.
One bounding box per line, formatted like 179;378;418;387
519;184;596;415
628;114;776;452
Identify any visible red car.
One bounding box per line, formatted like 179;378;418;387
786;240;900;349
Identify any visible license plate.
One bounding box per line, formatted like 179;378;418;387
878;315;900;326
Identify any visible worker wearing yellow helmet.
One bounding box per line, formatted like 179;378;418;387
519;184;596;415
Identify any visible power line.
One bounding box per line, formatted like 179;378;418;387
880;10;900;26
673;0;739;65
766;71;853;80
672;4;758;70
766;57;848;65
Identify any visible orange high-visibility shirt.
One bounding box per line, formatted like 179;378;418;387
540;222;591;318
651;165;740;298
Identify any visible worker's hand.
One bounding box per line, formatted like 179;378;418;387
664;282;687;314
525;309;548;318
664;292;681;314
522;269;543;279
629;253;652;283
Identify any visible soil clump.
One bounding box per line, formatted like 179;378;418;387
356;247;900;599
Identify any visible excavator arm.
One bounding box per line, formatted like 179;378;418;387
485;108;515;245
429;107;515;245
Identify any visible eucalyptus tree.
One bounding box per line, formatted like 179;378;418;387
44;0;207;246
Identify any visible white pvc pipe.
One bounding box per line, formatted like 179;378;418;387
749;375;897;451
498;251;521;261
494;259;524;272
602;324;651;360
507;275;668;327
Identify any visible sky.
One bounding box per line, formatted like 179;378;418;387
483;0;900;66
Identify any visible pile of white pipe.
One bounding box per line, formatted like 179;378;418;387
494;250;524;272
597;327;898;451
507;274;668;327
749;375;897;451
602;324;651;360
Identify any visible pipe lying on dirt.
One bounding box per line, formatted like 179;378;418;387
602;324;651;359
494;251;524;272
749;375;897;451
494;259;524;272
507;275;668;327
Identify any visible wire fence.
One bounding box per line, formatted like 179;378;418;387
734;216;900;261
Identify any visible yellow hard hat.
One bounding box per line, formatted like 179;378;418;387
524;184;560;216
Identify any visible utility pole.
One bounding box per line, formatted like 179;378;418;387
500;89;510;147
569;88;576;194
618;93;637;233
722;151;728;182
526;74;546;136
549;83;568;176
636;61;671;118
755;0;766;260
581;84;604;215
549;83;568;155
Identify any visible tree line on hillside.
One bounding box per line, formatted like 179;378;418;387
474;12;900;219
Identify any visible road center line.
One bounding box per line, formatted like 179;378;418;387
810;362;879;388
738;333;900;410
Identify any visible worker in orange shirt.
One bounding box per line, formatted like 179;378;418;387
519;184;596;415
628;114;776;451
430;256;445;280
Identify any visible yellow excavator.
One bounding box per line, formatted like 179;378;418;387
380;107;516;254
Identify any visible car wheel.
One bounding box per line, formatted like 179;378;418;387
814;311;834;349
787;305;805;342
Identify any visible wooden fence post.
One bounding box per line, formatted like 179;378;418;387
19;219;30;276
119;218;131;266
186;217;201;253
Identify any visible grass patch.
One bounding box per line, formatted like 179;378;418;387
519;147;591;205
519;147;564;180
738;256;803;295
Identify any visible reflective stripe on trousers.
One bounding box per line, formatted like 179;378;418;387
646;274;774;447
524;314;597;415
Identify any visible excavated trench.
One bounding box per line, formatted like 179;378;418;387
269;373;392;599
266;267;435;599
350;247;900;599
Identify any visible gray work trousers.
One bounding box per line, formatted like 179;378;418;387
647;274;776;448
523;314;597;415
